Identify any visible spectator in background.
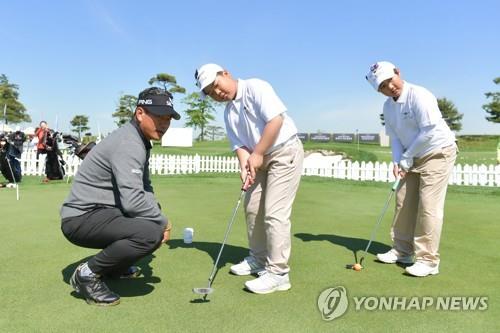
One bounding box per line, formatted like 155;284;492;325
35;121;49;160
35;120;50;183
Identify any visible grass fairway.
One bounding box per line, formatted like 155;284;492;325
152;135;499;165
1;175;499;332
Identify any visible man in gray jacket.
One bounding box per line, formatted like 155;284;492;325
61;87;180;306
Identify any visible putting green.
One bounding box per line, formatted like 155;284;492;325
0;175;498;332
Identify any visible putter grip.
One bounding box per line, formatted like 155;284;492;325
391;178;401;191
241;174;251;191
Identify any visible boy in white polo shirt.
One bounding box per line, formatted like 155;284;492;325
366;61;457;277
195;63;304;294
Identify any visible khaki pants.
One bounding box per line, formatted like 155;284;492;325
391;144;457;265
244;137;304;274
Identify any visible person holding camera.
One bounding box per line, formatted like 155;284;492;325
60;87;180;306
35;120;54;182
35;121;49;159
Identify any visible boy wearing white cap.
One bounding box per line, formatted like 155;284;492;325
366;61;457;277
195;64;304;294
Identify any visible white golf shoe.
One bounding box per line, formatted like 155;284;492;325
405;262;439;277
376;249;414;264
244;271;291;294
230;256;265;276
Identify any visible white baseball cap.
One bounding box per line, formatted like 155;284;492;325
365;61;397;90
194;63;224;95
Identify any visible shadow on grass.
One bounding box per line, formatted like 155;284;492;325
167;239;249;268
294;233;391;264
61;254;161;299
167;239;249;304
168;239;248;289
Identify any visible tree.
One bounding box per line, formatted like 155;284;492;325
437;97;463;131
148;73;186;95
182;92;218;141
205;125;226;141
112;94;137;127
483;77;500;123
0;74;31;124
70;115;90;139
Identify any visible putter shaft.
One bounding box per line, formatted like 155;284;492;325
195;176;251;296
207;188;246;284
359;178;400;263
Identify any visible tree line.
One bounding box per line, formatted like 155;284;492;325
113;72;224;141
1;73;499;141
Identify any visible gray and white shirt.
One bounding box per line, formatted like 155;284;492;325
60;119;167;228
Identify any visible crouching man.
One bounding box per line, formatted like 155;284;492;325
60;87;180;305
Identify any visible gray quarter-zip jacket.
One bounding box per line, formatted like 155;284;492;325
60;120;168;228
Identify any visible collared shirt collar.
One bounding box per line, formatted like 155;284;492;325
229;79;245;108
395;81;409;104
130;118;152;150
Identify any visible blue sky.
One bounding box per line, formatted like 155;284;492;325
1;0;499;135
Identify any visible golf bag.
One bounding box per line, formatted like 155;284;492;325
44;131;65;180
0;132;24;183
62;134;96;160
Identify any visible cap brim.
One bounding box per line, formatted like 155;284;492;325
143;105;181;120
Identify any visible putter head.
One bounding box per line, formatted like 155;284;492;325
192;287;214;295
346;263;363;271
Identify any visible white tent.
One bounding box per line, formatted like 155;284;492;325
23;127;36;135
1;124;13;133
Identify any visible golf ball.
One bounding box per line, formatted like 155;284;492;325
353;263;362;271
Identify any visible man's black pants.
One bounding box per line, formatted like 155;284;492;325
61;207;164;276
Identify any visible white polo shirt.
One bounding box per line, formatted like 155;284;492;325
224;78;298;153
384;81;455;159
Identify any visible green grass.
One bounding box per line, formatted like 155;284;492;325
1;175;499;332
454;135;499;165
151;135;499;165
151;139;233;156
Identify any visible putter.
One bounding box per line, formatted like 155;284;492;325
352;177;400;269
193;175;251;299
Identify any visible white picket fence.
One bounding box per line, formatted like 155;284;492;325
17;150;500;187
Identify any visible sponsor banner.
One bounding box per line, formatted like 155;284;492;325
310;133;332;143
297;133;309;142
358;133;380;144
333;133;355;143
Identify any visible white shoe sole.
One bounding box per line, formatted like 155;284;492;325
245;283;291;294
376;255;413;265
405;268;439;277
230;267;265;276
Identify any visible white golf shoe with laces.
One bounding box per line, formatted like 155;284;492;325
376;249;414;264
405;262;439;277
244;271;291;294
230;256;265;276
